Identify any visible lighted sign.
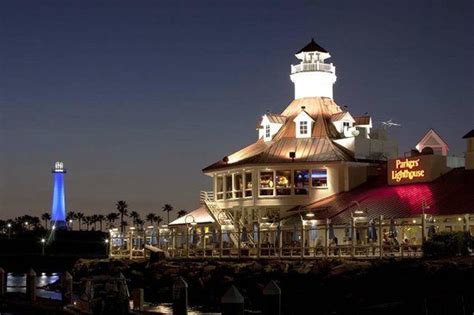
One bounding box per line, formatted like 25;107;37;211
390;158;425;183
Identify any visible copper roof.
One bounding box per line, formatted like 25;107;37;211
354;115;371;126
330;111;351;122
265;113;287;124
203;97;354;172
293;167;474;224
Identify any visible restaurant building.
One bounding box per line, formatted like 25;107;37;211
110;39;473;259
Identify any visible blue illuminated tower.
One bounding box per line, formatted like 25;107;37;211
51;161;67;229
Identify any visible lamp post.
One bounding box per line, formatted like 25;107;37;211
104;239;110;257
7;223;11;239
69;219;73;231
25;222;29;231
184;215;196;258
41;238;46;256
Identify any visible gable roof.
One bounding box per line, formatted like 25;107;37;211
416;129;449;151
463;130;474;139
331;111;355;122
264;113;287;124
296;38;328;54
354;115;371;126
203;97;355;172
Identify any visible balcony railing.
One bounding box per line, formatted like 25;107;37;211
291;62;335;74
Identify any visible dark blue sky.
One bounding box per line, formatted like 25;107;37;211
1;0;473;220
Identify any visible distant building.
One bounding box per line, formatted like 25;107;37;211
51;161;67;229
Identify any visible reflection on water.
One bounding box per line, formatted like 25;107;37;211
144;303;220;314
7;272;62;300
6;274;221;314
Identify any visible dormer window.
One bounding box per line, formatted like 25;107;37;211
259;113;286;142
343;121;350;128
300;121;308;135
293;109;314;139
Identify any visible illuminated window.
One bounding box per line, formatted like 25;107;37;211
259;171;274;196
276;170;291;195
294;170;309;195
311;169;328;188
300;121;308;135
234;173;243;198
225;175;233;199
265;125;271;138
216;176;224;200
244;172;253;197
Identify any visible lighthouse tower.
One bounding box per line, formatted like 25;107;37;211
51;161;67;229
290;38;337;99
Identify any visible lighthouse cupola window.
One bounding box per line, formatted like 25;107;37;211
265;125;271;138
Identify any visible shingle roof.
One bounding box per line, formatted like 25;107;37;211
463;130;474;139
203;97;354;172
296;38;328;54
292;167;474;224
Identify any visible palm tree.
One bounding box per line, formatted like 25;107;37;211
97;214;105;231
116;201;129;233
67;211;76;230
84;216;92;231
91;215;99;230
106;213;119;228
129;211;140;227
136;218;144;230
76;212;85;231
177;210;187;218
41;212;51;229
146;213;157;226
162;204;174;224
156;215;163;227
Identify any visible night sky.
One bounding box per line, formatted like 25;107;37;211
1;0;473;220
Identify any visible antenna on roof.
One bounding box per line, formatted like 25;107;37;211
381;119;401;129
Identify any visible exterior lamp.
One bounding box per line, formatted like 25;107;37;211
306;212;315;218
412;219;417;224
7;223;11;228
52;225;56;230
41;238;46;256
104;239;109;244
457;217;462;222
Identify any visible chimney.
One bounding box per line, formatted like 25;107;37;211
463;130;474;170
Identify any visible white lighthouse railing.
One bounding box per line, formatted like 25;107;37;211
291;62;335;74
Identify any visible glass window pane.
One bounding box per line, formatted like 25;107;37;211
276;170;291;195
260;171;274;196
311;169;328;188
294;170;309;195
216;176;223;192
234;174;243;190
225;175;233;198
245;173;252;197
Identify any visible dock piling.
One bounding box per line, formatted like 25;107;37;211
61;271;73;305
262;280;281;315
172;276;188;315
221;285;244;315
26;268;36;303
0;267;5;296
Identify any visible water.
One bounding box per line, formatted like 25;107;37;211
6;272;62;300
5;273;219;314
